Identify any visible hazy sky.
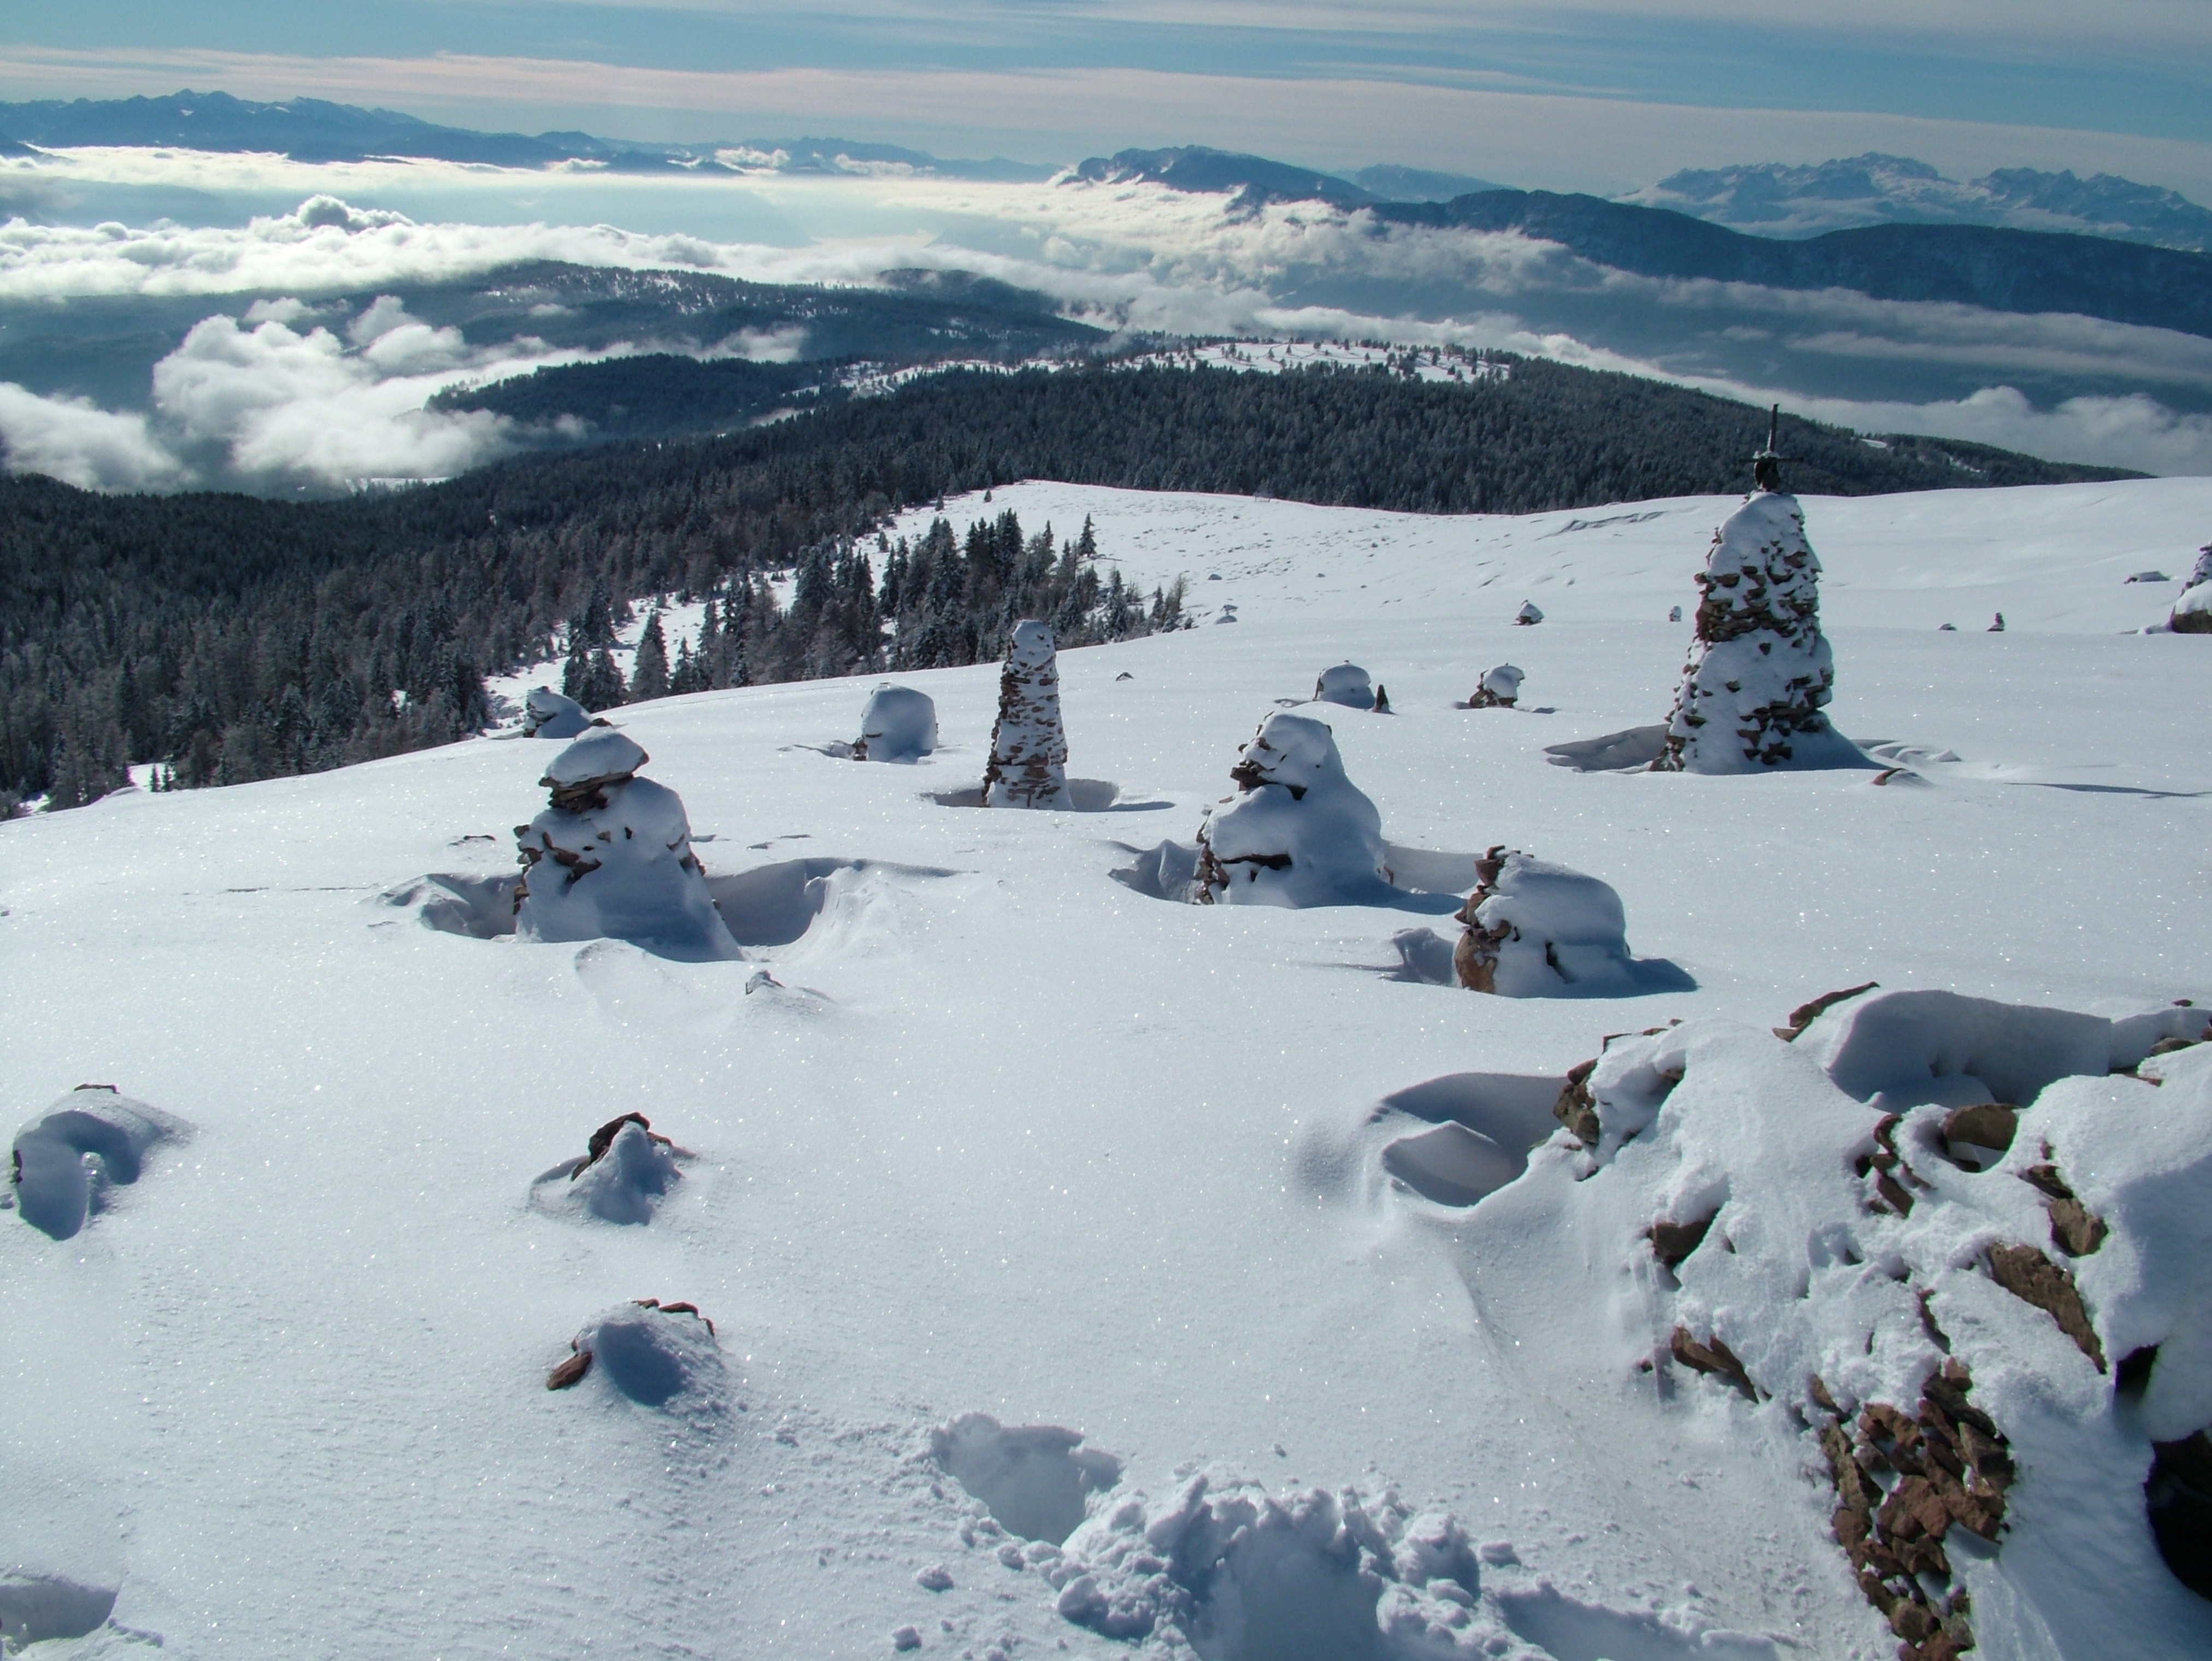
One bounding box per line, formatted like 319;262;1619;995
3;1;2211;193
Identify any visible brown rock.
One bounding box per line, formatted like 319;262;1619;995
1890;1600;1938;1645
1989;1242;2107;1368
1553;1058;1601;1144
1939;1103;2017;1168
1669;1326;1759;1400
1649;1210;1717;1270
546;1348;593;1390
2048;1194;2109;1258
1774;980;1880;1041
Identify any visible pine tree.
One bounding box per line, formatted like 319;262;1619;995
630;612;670;702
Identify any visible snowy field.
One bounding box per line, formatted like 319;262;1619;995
4;476;2210;1660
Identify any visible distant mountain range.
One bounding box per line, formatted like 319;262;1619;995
1623;154;2212;252
0;90;1054;180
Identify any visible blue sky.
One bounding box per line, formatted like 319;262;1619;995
3;1;2210;192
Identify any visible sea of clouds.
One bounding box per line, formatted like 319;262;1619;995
2;146;2208;491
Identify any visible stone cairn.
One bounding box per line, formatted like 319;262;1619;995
1653;411;1840;771
982;620;1071;808
2173;544;2212;634
1465;665;1523;709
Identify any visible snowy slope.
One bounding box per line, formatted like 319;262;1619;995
3;478;2210;1660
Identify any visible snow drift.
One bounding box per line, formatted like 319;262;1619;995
9;1086;191;1241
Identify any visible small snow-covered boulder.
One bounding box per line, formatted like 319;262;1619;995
548;1300;725;1407
11;1087;191;1241
983;621;1071;808
1654;491;1866;772
1194;712;1391;906
853;684;938;763
522;686;592;739
515;733;738;960
1466;664;1523;709
1514;601;1543;626
2173;550;2212;634
1313;663;1374;709
1452;848;1643;997
533;1113;687;1225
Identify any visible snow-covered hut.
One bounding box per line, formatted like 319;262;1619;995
981;622;1070;808
523;686;593;739
514;728;738;959
1654;438;1863;772
1452;847;1644;997
852;685;938;763
1466;664;1523;709
1313;663;1375;710
1194;711;1391;906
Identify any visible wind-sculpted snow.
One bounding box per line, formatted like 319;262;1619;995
557;1301;728;1413
0;1576;121;1650
929;1414;1122;1545
9;1087;189;1241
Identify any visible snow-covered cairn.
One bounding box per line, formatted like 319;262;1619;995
2172;544;2212;634
852;684;938;762
982;621;1070;808
1452;846;1643;996
522;686;593;739
514;728;738;959
1194;711;1391;906
1313;663;1375;710
1466;664;1523;709
1654;463;1860;771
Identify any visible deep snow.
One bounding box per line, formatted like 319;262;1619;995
3;475;2210;1659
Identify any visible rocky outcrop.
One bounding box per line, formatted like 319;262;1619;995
982;622;1071;808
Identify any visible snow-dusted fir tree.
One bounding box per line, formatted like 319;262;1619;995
981;621;1070;808
2172;543;2212;634
1654;411;1862;773
1194;711;1392;906
514;728;737;959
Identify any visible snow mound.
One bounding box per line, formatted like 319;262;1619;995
1519;1011;2212;1656
1655;492;1869;773
0;1576;121;1650
853;684;938;763
530;1115;688;1226
516;734;738;962
1313;663;1375;710
1465;664;1523;709
1451;848;1690;998
1362;1071;1567;1209
1195;712;1392;906
1515;601;1543;626
983;620;1071;808
522;686;593;739
703;856;960;949
929;1413;1122;1545
10;1087;191;1241
1051;1476;1501;1658
374;872;516;939
1543;725;1668;772
554;1301;726;1410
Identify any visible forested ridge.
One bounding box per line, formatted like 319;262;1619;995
0;356;2133;813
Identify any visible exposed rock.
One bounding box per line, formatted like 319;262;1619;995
1652;490;1866;773
1669;1326;1758;1400
1987;1242;2107;1367
982;621;1071;808
1465;664;1523;708
1648;1210;1716;1270
546;1345;593;1389
1450;846;1649;997
2021;1162;2110;1257
1774;981;1882;1040
1939;1102;2018;1169
852;684;938;763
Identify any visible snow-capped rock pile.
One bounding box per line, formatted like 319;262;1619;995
2172;544;2212;634
1654;491;1864;772
1193;712;1391;906
1313;663;1376;710
513;729;738;960
1464;665;1523;709
522;686;594;739
1451;847;1645;997
852;685;938;762
1525;993;2212;1657
982;621;1071;808
1514;601;1543;626
1049;1475;1494;1654
9;1087;191;1241
546;1299;726;1411
533;1112;686;1226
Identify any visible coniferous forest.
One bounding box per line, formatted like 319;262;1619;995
0;356;2134;814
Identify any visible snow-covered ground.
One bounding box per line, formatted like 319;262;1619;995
4;476;2210;1659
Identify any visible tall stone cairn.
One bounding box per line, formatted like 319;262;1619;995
981;620;1072;808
